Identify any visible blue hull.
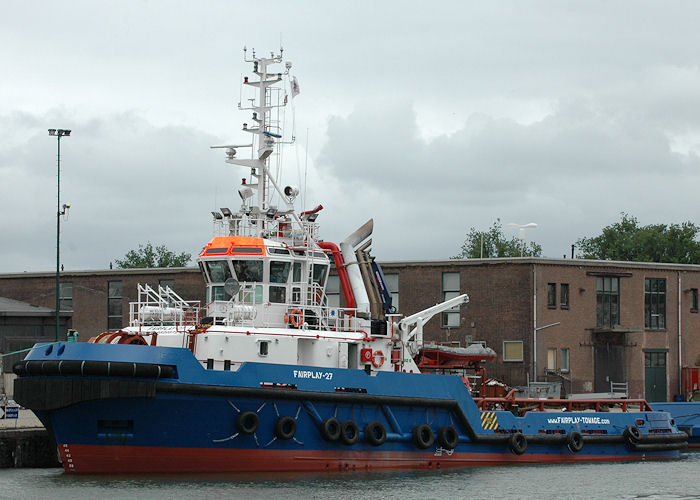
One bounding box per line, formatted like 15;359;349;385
651;402;700;448
13;342;688;473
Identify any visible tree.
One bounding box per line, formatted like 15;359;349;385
576;213;700;264
453;219;542;259
115;243;192;269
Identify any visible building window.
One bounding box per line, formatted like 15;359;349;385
441;272;460;328
159;279;175;290
645;278;666;330
596;277;619;328
384;273;399;312
107;281;123;330
547;283;556;308
503;341;523;362
560;283;569;309
691;288;698;313
547;348;557;371
59;282;73;311
560;348;570;372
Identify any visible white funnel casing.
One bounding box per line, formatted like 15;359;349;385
340;219;373;315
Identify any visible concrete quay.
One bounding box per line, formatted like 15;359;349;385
0;408;61;468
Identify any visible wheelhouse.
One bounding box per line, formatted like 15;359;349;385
198;235;330;326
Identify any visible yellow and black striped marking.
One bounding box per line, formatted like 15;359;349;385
480;411;499;430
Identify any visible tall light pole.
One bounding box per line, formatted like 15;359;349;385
49;128;71;341
508;222;538;256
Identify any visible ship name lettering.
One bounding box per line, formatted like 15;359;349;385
546;416;611;425
293;370;333;381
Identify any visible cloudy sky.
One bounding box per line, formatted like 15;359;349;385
2;1;700;273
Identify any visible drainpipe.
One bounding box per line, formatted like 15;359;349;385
678;271;682;396
533;263;537;381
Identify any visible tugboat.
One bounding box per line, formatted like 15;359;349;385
13;48;687;474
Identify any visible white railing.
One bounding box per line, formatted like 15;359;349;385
211;214;320;246
129;284;201;330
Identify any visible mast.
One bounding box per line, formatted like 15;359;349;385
213;47;290;238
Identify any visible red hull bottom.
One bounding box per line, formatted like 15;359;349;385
58;444;675;474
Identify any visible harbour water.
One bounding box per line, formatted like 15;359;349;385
0;452;697;499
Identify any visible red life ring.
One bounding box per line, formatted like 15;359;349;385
372;350;385;368
290;309;304;328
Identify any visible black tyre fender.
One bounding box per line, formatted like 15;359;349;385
340;420;360;445
320;417;341;442
236;411;259;435
437;425;459;450
509;432;527;455
364;421;387;446
624;425;641;445
567;431;584;453
412;424;435;449
274;416;297;440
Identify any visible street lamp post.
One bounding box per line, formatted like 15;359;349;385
48;128;71;341
507;222;538;256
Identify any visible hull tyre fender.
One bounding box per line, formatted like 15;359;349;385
274;416;297;440
567;431;584;453
364;421;387;446
624;425;641;446
437;425;459;450
509;432;527;455
320;417;341;442
412;424;435;449
340;420;360;445
236;411;260;435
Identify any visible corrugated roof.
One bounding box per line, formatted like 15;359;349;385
0;297;71;317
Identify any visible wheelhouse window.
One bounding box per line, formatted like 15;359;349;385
107;281;123;330
442;272;460;328
269;261;291;283
59;282;73;311
292;262;302;283
645;278;666;330
206;260;232;283
232;260;263;283
596;277;619;328
269;286;287;303
560;283;569;309
312;264;328;285
326;275;340;307
547;283;556;308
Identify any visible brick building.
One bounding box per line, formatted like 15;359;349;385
1;257;698;402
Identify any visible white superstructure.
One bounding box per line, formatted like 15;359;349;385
97;48;469;375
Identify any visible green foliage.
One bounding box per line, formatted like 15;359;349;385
576;213;700;264
115;242;191;269
453;219;542;259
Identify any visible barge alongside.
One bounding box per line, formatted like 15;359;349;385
13;48;688;473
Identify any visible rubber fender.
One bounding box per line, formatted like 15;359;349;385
437;425;459;450
320;417;341;442
412;424;435;449
509;432;527;455
236;411;259;435
274;416;297;440
567;431;584;453
340;420;359;445
364;421;387;446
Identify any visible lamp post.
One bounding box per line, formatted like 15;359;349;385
48;128;71;341
507;222;538;256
